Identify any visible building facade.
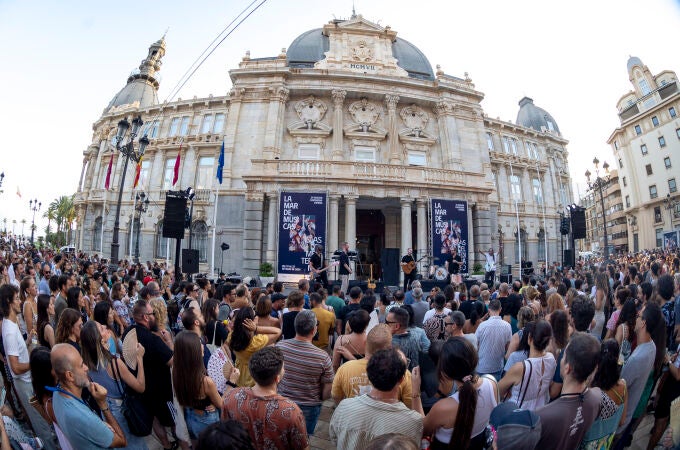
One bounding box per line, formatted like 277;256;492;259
581;169;627;254
74;15;573;279
608;57;680;252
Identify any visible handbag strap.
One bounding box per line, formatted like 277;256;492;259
211;321;217;347
518;360;533;408
110;356;128;400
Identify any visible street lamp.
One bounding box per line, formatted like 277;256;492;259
585;157;611;260
110;116;149;269
134;192;150;263
28;199;41;245
664;193;680;229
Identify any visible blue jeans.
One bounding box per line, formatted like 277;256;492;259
108;398;149;449
184;408;220;439
297;404;321;435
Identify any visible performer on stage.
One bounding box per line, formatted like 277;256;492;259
478;247;499;285
445;247;462;284
401;248;416;292
309;244;329;289
338;241;352;294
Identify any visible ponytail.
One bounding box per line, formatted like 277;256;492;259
450;375;478;449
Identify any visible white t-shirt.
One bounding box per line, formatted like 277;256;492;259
2;319;31;382
424;307;452;322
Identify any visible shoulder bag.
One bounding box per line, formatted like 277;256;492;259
112;356;153;437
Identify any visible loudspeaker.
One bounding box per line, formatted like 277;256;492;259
163;197;187;239
500;274;512;284
380;248;401;286
181;249;199;274
571;209;586;240
563;249;574;268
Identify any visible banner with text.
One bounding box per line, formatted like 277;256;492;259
431;199;469;273
278;192;327;282
664;231;678;251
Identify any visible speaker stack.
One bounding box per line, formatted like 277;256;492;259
163;196;187;239
570;208;587;240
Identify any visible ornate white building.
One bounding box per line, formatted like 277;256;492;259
74;15;573;279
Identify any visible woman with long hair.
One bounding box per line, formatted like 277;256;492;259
173;331;222;441
463;301;486;335
110;282;130;331
504;322;532;375
66;286;88;324
591;271;609;340
36;294;56;348
544;293;565;322
615;298;637;364
20;276;38;342
505;306;535;359
81;321;148;449
414;337;498;450
227;307;281;387
203;298;228;347
498;320;555;409
605;287;630;340
332;309;369;371
55;308;83;352
547;309;570;356
94;301;121;355
149;298;171;334
591;339;627;426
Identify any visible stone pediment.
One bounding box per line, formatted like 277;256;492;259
328;16;393;36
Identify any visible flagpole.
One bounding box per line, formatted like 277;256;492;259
101;194;106;256
129;190;136;261
211;189;218;279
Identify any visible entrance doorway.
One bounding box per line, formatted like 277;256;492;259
356;209;385;282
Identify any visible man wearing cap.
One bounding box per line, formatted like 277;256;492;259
489;401;542;450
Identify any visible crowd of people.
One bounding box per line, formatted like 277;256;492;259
0;233;679;450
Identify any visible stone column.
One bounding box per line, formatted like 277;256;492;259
331;90;346;161
416;199;427;272
263;87;289;160
401;198;413;256
328;195;340;254
434;101;463;169
386;94;400;165
224;88;245;188
344;195;357;251
266;192;278;264
242;192;264;276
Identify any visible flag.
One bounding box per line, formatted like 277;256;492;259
216;141;224;184
133;156;143;188
16;186;21;198
172;142;182;186
104;154;114;190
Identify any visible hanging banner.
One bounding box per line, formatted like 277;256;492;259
664;231;678;251
431;199;469;273
278;192;327;282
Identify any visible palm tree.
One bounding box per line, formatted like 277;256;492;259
20;219;26;237
43;203;57;245
55;195;75;245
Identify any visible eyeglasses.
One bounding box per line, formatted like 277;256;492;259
385;320;398;325
444;322;455;327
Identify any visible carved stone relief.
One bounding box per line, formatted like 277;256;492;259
294;96;328;129
400;104;429;136
348;98;382;131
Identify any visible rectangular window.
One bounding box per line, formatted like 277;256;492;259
298;144;320;160
354;146;376;162
652;116;659;127
502;137;511;154
670;107;677;118
169;117;181;137
656;228;663;248
195;156;215;189
665;157;672;169
649;184;658;199
655;206;662;223
510;175;522;201
623;176;627;187
138;160;151;189
640;79;651;96
163;158;176;189
532;178;543;204
659;136;666;147
646;164;653;175
670;178;678;193
625;195;631;208
635;125;642;135
510;139;518;155
213;113;225;134
200;115;213;134
641;144;648;155
179;116;190;136
407;151;427;166
486;133;494;151
143;120;159;138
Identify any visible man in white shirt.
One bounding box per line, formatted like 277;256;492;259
475;299;512;381
478;247;499;285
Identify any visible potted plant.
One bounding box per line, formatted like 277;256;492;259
259;262;275;286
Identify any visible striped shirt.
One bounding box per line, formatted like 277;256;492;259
475;315;512;374
276;338;334;406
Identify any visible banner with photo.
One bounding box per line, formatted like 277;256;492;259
278;192;327;282
431;199;469;273
664;231;678;251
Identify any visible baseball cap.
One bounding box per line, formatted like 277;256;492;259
489;402;542;450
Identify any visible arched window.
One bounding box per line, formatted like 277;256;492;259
537;229;546;261
155;221;175;259
93;217;102;252
192;221;208;262
514;228;528;262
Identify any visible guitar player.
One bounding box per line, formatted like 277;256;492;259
401;248;416;292
477;247;499;285
309;244;329;290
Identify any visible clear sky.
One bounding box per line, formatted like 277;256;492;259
1;0;679;238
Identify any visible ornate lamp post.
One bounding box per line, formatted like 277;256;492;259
585;157;611;260
134;192;150;263
664;193;680;229
29;199;41;245
110;117;149;269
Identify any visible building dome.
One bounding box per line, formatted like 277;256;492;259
107;80;159;110
286;27;434;80
516;97;561;135
627;56;643;72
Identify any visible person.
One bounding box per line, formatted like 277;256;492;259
409;288;428;327
94;301;120;353
0;284;57;449
332;309;369;371
478;247;498;285
401;248;416;292
310;292;335;350
81;321;149;449
445;247;462;285
338;241;352;294
124;300;176;450
51;343;127;448
309;244;329;290
423;293;450;342
534;332;602;450
282;290;304;340
445;310;477;347
203;298;228;347
277;310;334;435
228;307;281;387
222;346;309;449
339;286;363;332
386;307;423;371
20;276;38;343
365;433;419;450
591;339;628;427
498;319;555;409
172;331;223;441
36;293;56;348
332;324;414;408
253;296;281;329
475;299;512;380
195;421;254;450
54;274;71;325
605;287;629;340
38;263;51;295
55;307;83;352
591;271;609;340
326;284;346;319
505;306;535;358
181;306;212;368
330;348;423;449
412;337;498;450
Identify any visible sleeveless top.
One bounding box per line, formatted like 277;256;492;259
88;363;124;399
508;353;556;410
434;376;498;443
189;393;213;411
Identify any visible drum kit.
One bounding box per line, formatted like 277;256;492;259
424;256;464;284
